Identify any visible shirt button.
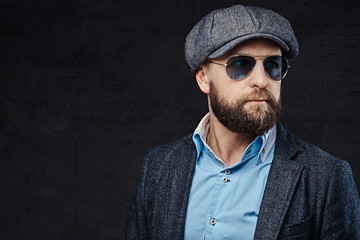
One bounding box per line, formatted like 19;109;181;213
210;218;216;226
225;169;231;175
222;177;229;183
262;148;265;153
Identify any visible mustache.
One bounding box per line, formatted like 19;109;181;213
241;89;275;102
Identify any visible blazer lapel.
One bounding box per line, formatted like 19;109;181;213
165;135;198;239
254;123;304;239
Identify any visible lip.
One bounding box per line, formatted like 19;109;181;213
245;99;268;103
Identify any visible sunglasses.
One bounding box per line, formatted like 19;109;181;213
207;55;290;81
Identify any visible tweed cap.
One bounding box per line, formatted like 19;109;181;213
185;5;299;72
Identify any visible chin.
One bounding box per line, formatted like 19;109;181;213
245;103;269;113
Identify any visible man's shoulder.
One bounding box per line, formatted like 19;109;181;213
278;124;348;170
142;134;196;166
137;134;197;188
146;134;194;155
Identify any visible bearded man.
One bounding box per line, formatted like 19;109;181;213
121;5;360;240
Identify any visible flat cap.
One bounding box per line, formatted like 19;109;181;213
185;5;299;72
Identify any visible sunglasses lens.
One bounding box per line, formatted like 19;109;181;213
263;56;288;80
225;56;256;80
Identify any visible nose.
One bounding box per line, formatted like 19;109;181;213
248;60;269;89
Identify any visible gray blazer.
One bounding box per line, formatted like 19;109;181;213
121;123;360;239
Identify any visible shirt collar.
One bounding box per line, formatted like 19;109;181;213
193;113;276;163
193;113;211;159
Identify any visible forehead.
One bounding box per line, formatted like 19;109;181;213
218;38;282;60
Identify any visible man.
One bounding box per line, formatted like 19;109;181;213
121;5;360;240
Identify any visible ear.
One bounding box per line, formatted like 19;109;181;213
195;65;210;94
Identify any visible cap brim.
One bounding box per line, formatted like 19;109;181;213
208;33;291;59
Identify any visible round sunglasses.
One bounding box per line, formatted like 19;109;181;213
207;55;290;81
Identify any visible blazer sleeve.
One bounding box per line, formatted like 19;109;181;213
121;155;149;240
320;160;360;239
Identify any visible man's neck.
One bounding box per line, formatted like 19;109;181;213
207;113;257;167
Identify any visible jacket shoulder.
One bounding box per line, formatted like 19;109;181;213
294;136;339;161
277;123;347;169
144;134;194;161
140;134;196;177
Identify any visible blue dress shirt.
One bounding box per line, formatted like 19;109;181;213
184;113;276;240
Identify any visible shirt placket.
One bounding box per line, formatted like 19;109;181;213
203;167;232;239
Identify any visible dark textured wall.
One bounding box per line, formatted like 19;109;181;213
0;0;359;239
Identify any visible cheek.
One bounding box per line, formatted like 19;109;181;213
211;78;238;97
270;82;282;101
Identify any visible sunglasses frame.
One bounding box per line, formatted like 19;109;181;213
207;55;290;81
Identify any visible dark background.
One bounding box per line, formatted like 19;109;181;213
0;0;359;239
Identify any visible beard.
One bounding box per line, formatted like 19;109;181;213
209;81;281;136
